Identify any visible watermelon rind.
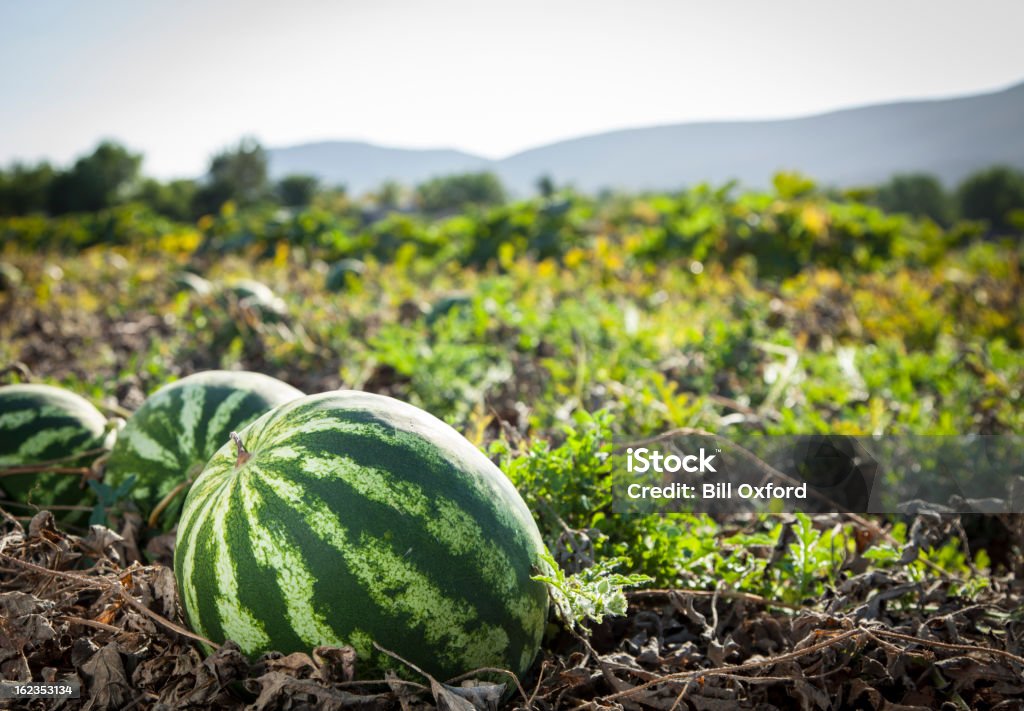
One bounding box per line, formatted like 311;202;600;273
173;271;214;297
426;293;472;326
174;390;549;682
104;370;303;528
0;383;111;521
0;262;23;292
224;279;287;321
325;259;366;292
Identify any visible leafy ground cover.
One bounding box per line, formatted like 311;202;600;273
1;183;1022;708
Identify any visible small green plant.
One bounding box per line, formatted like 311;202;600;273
786;513;841;601
87;474;136;526
494;409;615;535
532;549;652;629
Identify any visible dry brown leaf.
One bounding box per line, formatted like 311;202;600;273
80;643;133;711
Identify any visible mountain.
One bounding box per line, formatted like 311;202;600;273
267;81;1024;195
268;141;489;194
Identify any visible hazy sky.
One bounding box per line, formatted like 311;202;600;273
2;0;1023;178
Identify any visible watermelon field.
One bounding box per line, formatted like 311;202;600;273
1;180;1023;709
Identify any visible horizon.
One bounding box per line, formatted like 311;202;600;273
7;74;1023;182
3;1;1024;179
275;75;1024;156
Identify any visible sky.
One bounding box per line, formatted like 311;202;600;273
2;0;1024;179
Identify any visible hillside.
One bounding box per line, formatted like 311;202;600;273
268;141;489;194
268;81;1024;194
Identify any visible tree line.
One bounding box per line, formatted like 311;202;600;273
0;139;319;222
1;138;1023;231
871;170;1024;233
0;139;507;221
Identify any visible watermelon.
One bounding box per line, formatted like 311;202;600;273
426;293;472;326
104;371;302;528
325;259;366;292
224;279;287;322
0;384;111;518
0;262;23;292
174;390;549;682
174;271;214;297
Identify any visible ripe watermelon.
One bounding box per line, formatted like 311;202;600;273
104;371;302;528
174;390;549;682
426;293;472;326
174;271;214;297
0;384;111;518
224;279;287;322
325;259;366;292
0;262;23;292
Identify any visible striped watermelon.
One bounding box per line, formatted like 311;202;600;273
325;259;366;292
174;390;549;682
0;384;111;519
104;371;302;528
225;279;287;322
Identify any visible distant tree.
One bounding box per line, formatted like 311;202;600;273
376;180;404;210
276;174;320;208
0;162;56;215
838;186;877;203
416;172;506;213
313;184;350;214
136;178;198;222
874;173;953;225
48;141;142;214
957;166;1024;232
192;137;270;215
536;174;557;199
772;172;817;200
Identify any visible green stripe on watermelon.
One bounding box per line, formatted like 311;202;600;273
174;390;549;682
104;370;303;529
0;384;112;523
265;441;541;631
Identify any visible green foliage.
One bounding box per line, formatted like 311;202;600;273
0;204;182;250
535;174;557;198
2;169;1018;601
6;166;1022;275
0;161;56;215
532;548;652;629
193;137;271;215
87;474;136;527
276;174;320;208
135;178;198;222
416;171;506;213
772;172;817;200
957;165;1024;233
788;513;841;600
48;141;142;214
374;180;405;210
874;173;953;225
494;410;615;538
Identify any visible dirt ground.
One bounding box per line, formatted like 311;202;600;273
1;508;1022;711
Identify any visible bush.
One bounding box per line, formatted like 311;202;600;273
0;162;56;216
47;141;142;215
874;173;953;225
136;179;198;222
276;174;320;208
192;137;271;216
416;172;506;213
957;165;1024;233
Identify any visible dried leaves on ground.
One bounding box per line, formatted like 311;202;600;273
0;508;1022;710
